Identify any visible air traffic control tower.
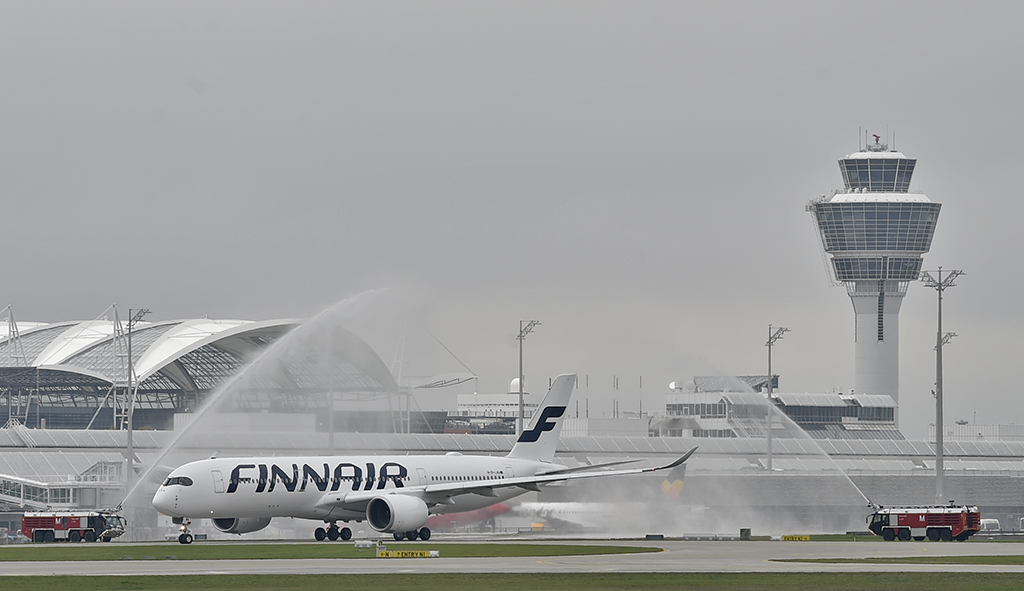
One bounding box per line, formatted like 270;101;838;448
807;135;941;416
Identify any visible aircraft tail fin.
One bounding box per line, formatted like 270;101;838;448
660;462;687;500
507;373;576;463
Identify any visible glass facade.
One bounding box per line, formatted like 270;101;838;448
814;202;941;253
667;401;727;418
839;157;915;192
831;256;923;282
780;402;894;425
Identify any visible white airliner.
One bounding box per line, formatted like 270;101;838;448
152;374;697;544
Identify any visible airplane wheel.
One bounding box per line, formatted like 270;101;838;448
405;530;418;541
418;527;431;541
84;531;96;542
393;532;405;541
69;531;81;543
314;527;326;541
327;527;339;541
340;527;352;541
178;533;193;544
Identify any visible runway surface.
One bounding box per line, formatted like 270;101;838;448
5;538;1024;575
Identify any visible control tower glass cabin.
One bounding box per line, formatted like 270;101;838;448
806;138;940;415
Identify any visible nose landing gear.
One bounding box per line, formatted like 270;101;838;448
176;518;194;544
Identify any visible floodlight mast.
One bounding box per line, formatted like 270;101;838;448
517;320;540;436
921;268;962;501
765;324;789;471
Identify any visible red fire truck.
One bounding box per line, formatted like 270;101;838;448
21;510;126;543
867;504;981;542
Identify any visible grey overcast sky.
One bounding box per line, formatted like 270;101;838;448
3;1;1022;440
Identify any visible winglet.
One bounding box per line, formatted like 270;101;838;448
506;373;576;462
656;446;698;471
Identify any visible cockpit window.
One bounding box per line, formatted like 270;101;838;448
162;476;194;487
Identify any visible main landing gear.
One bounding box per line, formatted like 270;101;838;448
314;522;352;542
392;527;431;541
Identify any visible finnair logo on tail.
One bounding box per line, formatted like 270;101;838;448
517;406;566;443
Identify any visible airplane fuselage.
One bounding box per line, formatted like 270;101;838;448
153;453;553;523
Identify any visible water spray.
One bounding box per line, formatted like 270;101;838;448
122;289;393;506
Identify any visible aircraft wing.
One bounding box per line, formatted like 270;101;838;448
314;447;697;511
537;458;641;475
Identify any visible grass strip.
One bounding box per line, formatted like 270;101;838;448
2;573;1024;591
782;555;1024;565
0;542;656;562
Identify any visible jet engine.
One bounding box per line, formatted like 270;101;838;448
211;517;272;535
366;495;429;533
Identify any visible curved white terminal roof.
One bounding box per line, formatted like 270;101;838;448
0;317;399;402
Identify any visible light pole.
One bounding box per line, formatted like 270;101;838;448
517;320;540;436
922;268;963;501
765;324;789;471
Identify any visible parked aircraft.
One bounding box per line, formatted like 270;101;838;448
152;374;697;543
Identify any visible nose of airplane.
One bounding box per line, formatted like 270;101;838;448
152;486;175;515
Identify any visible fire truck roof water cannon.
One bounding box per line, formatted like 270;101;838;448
866;500;981;542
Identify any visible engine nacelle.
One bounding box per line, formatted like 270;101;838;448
366;495;429;533
211;517;272;535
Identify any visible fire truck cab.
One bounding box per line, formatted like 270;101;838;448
21;510;126;543
867;504;980;542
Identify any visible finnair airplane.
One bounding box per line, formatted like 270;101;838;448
152;374;696;544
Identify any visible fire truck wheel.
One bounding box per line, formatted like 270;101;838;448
43;531;54;543
882;529;895;541
84;531;96;542
897;529;911;541
927;528;941;541
69;531;81;543
940;529;953;542
914;536;924;541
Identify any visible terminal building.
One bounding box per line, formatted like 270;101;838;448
652;376;901;440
